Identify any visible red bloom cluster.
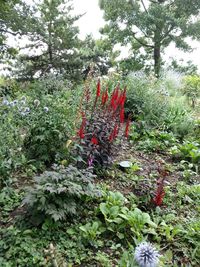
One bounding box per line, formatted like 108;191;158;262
77;112;86;139
91;136;98;145
96;79;101;97
77;80;131;142
101;87;109;105
76;79;132;167
152;179;165;206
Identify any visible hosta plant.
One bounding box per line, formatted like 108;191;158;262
23;165;101;221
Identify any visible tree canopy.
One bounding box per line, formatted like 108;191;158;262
99;0;200;76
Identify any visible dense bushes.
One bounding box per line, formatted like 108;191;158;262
125;71;194;137
0;79;78;186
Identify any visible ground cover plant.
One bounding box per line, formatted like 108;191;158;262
0;75;200;267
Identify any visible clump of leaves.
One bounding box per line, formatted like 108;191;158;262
23;165;101;221
170;141;200;172
75;78;131;167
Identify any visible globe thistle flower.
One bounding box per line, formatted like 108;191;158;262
10;101;15;107
134;242;160;267
24;107;30;113
44;106;49;112
2;99;9;106
34;99;40;107
13;100;18;106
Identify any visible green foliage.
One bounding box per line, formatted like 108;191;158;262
170;141;200;171
0;0;32;59
0;82;78;185
126;72;194;137
100;0;200;76
80;35;119;77
134;130;178;153
24;165;101;221
79;221;105;245
0;187;24;223
15;0;82;81
182;75;200;107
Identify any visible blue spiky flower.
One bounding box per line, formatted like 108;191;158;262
134;242;159;267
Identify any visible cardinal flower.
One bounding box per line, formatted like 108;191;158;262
78;113;86;139
152;179;165;206
96;79;101;97
101;88;109;105
91;136;98;145
113;124;119;139
120;107;125;123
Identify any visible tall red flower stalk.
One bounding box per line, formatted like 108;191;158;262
77;112;86;139
96;79;101;97
101;87;109;105
120;107;125;123
76;78;129;167
152;178;165;206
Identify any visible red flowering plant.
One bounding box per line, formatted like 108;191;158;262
75;78;131;167
152;167;168;206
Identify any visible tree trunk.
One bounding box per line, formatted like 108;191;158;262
48;20;53;64
154;45;161;78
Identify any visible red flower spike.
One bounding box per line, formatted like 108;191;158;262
153;191;165;206
78;128;85;139
109;132;114;142
113;124;119;139
101;88;109;106
120;108;125;123
152;179;165;206
114;85;119;101
77;113;86;139
96;79;101;97
104;88;108;104
125;116;131;137
91;136;98;145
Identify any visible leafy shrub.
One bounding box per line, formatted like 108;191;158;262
22;94;74;165
182;75;200;108
134;130;178;152
126;72;194;137
75;79;130;167
170;141;200;168
0;85;78;184
24;165;101;221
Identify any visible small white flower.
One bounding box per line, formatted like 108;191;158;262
10;102;15;107
134;242;160;267
44;106;49;112
21;96;26;101
21;100;26;105
34;99;40;107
